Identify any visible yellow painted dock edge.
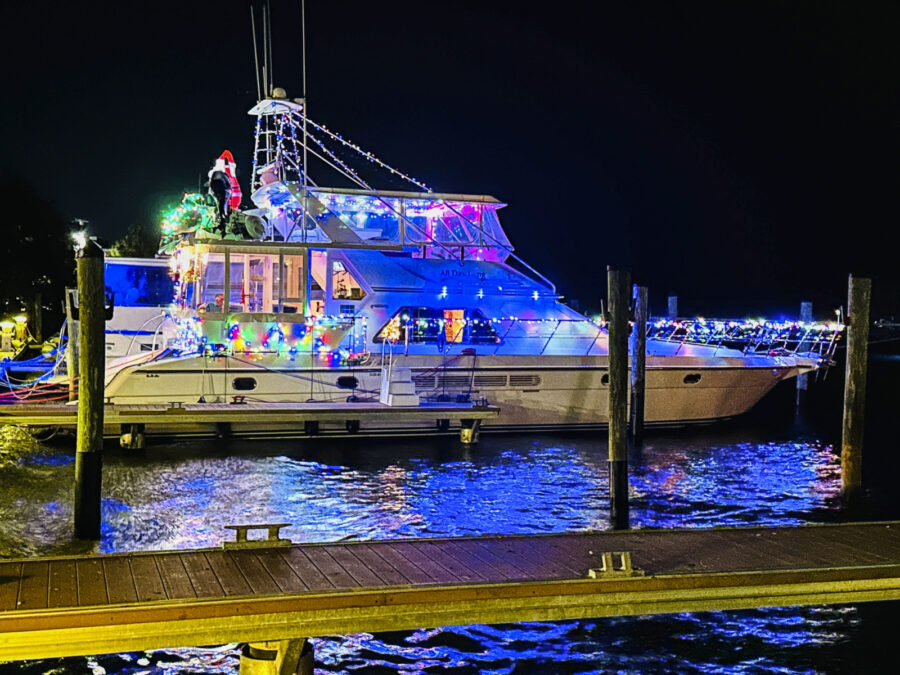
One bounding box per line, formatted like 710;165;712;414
2;564;900;661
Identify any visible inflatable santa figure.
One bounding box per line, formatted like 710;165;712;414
208;150;243;214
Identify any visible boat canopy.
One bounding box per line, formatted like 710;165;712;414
251;185;513;262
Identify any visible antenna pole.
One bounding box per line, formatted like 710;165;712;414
301;0;307;99
301;0;308;244
261;4;268;96
267;0;274;95
250;5;261;101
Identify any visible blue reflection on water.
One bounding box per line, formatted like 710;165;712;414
0;428;864;674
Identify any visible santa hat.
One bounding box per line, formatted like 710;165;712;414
209;150;238;178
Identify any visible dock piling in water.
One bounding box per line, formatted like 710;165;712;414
796;301;813;401
32;291;42;344
841;275;871;500
629;285;648;448
74;241;105;540
607;267;631;530
64;288;79;402
240;639;313;675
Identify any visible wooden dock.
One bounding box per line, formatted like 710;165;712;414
3;522;900;661
0;400;499;441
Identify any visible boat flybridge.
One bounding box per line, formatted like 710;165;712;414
99;94;839;434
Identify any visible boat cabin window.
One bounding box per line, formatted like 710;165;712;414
309;250;327;316
105;262;173;307
198;254;244;311
194;255;244;311
196;252;306;314
277;255;304;313
331;260;366;301
374;307;500;345
247;257;267;312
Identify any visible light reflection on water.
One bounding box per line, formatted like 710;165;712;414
0;428;865;674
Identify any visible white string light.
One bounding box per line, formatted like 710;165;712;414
301;116;432;192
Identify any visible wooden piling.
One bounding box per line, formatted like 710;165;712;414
74;241;105;540
64;288;79;402
841;275;871;499
796;301;813;400
667;295;678;319
607;267;631;530
32;291;42;343
629;285;648;448
800;301;813;323
240;639;313;675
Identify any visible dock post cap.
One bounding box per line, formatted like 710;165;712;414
224;522;293;549
76;239;104;259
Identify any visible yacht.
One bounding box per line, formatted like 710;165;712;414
93;95;838;435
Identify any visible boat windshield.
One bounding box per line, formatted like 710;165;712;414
373;307;501;345
105;260;173;308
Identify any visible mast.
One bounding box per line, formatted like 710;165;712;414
301;0;309;246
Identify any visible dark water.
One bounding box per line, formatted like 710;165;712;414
2;356;899;674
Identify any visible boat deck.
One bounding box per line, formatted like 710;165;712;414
0;400;499;440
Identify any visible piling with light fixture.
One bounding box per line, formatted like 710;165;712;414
74;240;105;540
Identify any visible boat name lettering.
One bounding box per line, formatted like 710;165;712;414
440;269;486;280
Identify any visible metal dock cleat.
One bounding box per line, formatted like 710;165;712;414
223;522;293;549
587;551;644;578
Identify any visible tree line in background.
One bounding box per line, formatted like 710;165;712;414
0;177;160;337
0;177;72;326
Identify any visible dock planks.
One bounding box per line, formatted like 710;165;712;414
3;522;900;660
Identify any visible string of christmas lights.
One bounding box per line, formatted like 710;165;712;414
251;115;263;189
301;116;432;192
283;116;369;189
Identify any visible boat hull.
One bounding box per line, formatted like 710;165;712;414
101;353;809;436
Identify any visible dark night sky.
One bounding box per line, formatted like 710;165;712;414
2;1;897;318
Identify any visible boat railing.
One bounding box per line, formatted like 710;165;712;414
372;316;843;361
377;318;604;357
646;319;844;361
438;201;556;292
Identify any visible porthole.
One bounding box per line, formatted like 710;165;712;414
233;377;258;391
336;375;359;389
683;373;702;385
601;374;609;385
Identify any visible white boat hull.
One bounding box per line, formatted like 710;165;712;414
103;352;811;435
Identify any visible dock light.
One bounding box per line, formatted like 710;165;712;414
13;315;27;341
71;230;87;251
0;321;14;353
